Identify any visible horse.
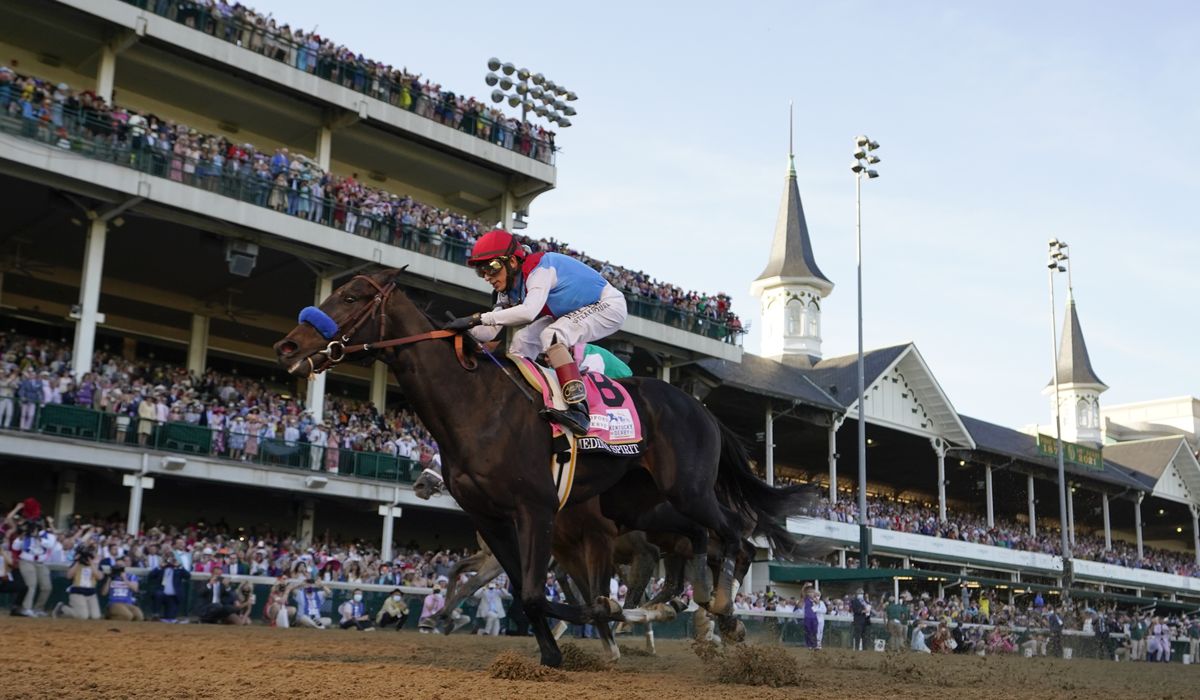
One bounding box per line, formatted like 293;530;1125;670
274;269;813;666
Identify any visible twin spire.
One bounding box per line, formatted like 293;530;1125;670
753;103;832;292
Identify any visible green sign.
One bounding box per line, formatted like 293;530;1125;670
1037;434;1103;470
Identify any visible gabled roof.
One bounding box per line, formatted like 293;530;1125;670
804;344;909;406
959;415;1153;492
696;353;843;412
1105;437;1200;504
753;156;832;291
1053;299;1106;388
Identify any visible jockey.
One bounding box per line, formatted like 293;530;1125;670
445;229;627;436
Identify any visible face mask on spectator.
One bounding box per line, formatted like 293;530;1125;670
353;593;363;602
392;594;402;602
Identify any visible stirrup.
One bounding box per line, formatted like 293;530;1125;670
539;405;590;436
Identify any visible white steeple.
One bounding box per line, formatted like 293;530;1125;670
750;105;833;366
1044;283;1108;447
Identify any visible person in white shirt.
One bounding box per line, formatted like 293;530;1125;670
307;423;327;470
338;589;375;631
474;581;511;636
13;520;55;616
813;591;829;649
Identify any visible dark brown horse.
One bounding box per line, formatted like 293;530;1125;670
274;270;811;666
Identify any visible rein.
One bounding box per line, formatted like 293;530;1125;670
305;274;477;373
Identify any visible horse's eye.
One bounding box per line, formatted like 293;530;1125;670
343;296;356;303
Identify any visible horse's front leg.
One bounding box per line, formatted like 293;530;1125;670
514;500;591;667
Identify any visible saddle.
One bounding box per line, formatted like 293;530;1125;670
509;355;644;510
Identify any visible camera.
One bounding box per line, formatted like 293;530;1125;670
112;565;125;577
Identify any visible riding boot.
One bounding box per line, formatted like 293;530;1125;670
539;342;590;436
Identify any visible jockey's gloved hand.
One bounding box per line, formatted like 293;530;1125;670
444;314;482;332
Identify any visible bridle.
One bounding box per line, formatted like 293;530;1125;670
303;274;477;374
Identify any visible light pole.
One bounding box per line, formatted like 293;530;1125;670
485;58;577;128
852;136;880;569
1047;239;1073;581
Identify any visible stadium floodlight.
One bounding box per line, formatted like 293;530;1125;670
1045;238;1073;585
850;133;882;568
485;59;580;130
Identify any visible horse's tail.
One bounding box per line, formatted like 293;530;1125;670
714;420;828;562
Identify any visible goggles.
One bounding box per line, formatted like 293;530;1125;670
474;257;510;277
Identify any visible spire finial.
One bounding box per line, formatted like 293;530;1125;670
787;101;796;177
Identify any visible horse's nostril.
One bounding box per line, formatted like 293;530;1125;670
278;341;298;357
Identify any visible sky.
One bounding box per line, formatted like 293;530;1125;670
254;0;1200;428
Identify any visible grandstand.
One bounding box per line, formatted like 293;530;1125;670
2;0;1200;657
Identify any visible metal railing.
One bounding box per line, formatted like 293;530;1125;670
13;403;418;484
0;106;741;343
116;0;555;164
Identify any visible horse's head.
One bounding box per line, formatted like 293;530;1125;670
274;268;422;377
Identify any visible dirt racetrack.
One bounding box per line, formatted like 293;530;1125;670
1;617;1195;700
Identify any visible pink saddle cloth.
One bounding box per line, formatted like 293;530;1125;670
510;356;643;456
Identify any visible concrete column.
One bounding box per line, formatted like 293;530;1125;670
1191;506;1200;567
1028;474;1037;538
931;439;947;523
659;361;672;384
764;405;774;487
96;44;117;103
379;503;402;562
297;499;316;546
1102;493;1111;550
316;125;333;171
837;550;847;568
123;468;154;536
72;219;108;379
985;464;994;528
499;190;516;230
1134;495;1144;559
187;314;209;376
54;470;77;530
1066;485;1076;547
305;277;334;420
371;361;389;412
828;417;843;504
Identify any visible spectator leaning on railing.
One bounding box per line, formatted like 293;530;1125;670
0;68;743;342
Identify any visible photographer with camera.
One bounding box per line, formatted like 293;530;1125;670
147;554;190;623
54;544;104;620
294;577;333;629
198;566;239;624
102;556;144;622
12;502;56;617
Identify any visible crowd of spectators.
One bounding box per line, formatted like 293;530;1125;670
0;328;441;472
122;0;557;163
0;68;744;340
734;584;1198;661
821;494;1200;579
1;497;476;625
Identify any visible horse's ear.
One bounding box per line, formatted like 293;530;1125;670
389;266;409;286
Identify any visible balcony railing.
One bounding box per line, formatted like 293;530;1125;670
115;0;555;164
22;403;418;484
0;106;742;343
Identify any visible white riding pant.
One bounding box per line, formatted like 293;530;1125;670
509;286;627;359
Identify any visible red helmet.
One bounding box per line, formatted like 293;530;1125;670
467;229;525;267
